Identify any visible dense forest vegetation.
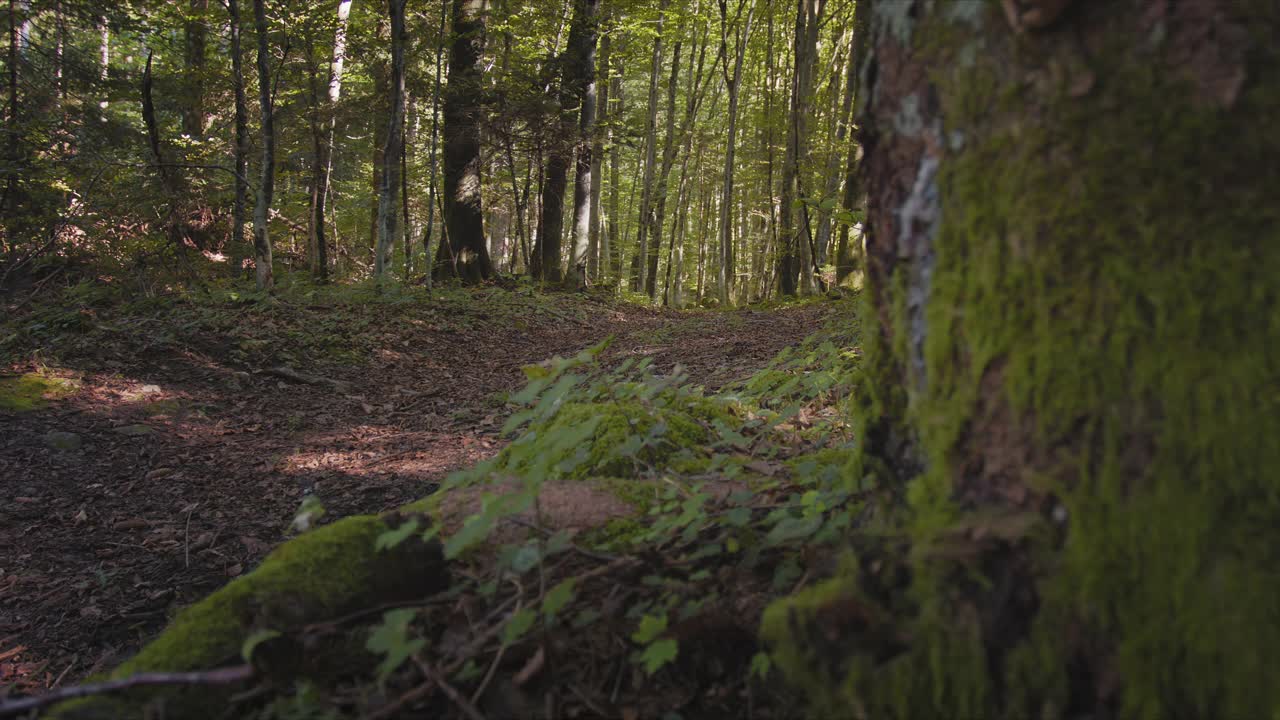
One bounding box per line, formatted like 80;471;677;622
0;0;865;301
2;0;1278;719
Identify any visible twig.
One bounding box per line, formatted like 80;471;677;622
363;678;435;720
470;582;523;706
50;655;77;689
0;664;254;718
417;659;487;720
183;503;198;569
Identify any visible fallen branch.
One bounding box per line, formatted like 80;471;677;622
261;365;352;393
0;664;254;718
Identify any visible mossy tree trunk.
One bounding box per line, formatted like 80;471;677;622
764;1;1280;718
434;0;494;284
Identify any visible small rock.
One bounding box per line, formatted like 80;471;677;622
44;431;82;451
114;424;154;437
140;384;163;395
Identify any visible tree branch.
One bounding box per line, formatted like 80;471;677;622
0;664;254;718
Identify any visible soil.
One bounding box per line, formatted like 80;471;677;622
0;292;832;696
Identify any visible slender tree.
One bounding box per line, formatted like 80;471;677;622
631;0;667;292
834;0;866;284
229;0;251;264
311;0;352;280
716;0;758;305
421;0;447;283
252;0;276;290
374;0;407;277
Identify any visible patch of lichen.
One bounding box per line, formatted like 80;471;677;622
0;372;79;411
52;515;445;719
766;4;1280;719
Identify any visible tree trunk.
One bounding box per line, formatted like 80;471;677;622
763;3;1280;719
311;0;352;280
587;20;609;282
606;49;623;279
434;0;493;283
564;0;600;289
812;31;852;280
183;0;209;139
777;0;823;296
632;0;667;292
422;0;446;284
3;0;21;237
716;0;757;306
97;14;109;113
374;0;407;277
251;0;275;290
834;0;866;284
229;0;251;267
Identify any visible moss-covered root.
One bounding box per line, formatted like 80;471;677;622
51;514;448;719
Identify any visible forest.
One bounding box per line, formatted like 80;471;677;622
1;0;1277;718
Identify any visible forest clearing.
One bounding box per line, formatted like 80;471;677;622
2;0;1278;717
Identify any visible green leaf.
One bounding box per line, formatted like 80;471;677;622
541;579;577;620
502;607;538;644
750;652;772;679
631;614;668;644
725;507;752;527
366;609;426;684
544;529;574;556
444;513;496;559
508;543;542;574
240;629;281;663
375;517;420;551
571;608;601;629
640;638;679;675
765;516;822;546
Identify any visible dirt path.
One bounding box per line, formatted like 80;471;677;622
0;294;831;693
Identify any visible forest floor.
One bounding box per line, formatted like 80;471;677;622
0;284;835;699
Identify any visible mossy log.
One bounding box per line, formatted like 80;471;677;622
763;1;1280;718
51;514;448;719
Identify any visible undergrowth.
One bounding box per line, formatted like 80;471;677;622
228;299;865;718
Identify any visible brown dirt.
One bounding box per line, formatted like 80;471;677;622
0;293;832;695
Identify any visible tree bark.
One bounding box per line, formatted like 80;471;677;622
183;0;210;139
777;0;824;296
311;0;352;280
251;0;276;290
834;0;866;284
763;3;1280;718
374;0;407;277
606;47;623;279
564;0;600;289
229;0;251;267
422;0;447;284
587;26;609;281
434;0;493;283
631;0;667;292
716;0;757;306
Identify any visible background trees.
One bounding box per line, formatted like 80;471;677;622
0;0;866;303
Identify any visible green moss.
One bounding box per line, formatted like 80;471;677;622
767;4;1280;719
0;372;78;412
52;515;446;719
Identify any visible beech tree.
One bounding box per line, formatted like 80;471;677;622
762;2;1280;718
434;0;493;283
